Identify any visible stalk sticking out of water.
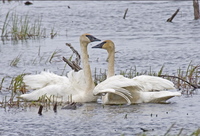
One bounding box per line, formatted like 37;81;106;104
123;8;128;19
167;8;180;22
10;54;21;67
1;11;10;37
38;105;43;115
1;11;47;41
164;123;176;136
53;102;57;113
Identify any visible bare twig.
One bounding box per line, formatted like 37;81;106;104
167;8;180;22
65;43;81;65
160;75;200;89
63;43;82;71
123;8;128;19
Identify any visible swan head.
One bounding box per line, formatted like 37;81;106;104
80;33;101;44
92;40;115;52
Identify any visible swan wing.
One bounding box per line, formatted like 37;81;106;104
95;88;131;105
132;75;176;92
94;75;143;91
67;70;88;91
19;83;71;102
23;71;69;90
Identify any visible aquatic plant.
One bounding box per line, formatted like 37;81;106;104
1;11;46;41
160;63;200;95
10;54;21;67
50;26;57;39
1;10;10;38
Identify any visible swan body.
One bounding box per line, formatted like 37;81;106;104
19;33;101;102
92;40;181;105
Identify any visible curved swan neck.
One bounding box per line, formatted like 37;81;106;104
80;41;94;89
107;48;115;78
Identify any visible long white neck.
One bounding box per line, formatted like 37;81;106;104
107;49;115;78
80;41;95;90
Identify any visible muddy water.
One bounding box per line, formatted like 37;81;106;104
0;1;200;135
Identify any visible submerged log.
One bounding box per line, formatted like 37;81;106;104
193;0;200;20
167;8;180;22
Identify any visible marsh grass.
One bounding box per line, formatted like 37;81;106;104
159;63;200;95
0;63;199;113
1;11;46;41
10;54;21;67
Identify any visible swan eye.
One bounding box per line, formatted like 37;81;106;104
86;35;101;42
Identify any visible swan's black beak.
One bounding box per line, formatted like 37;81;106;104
92;41;106;48
86;35;101;42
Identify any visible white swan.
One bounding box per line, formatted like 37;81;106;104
19;33;101;102
92;40;181;105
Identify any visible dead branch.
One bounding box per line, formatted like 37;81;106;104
63;43;82;72
123;8;128;19
65;43;81;65
63;57;82;72
160;75;200;90
167;8;180;22
193;0;200;20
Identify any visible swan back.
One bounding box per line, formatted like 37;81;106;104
132;75;176;91
93;75;143;95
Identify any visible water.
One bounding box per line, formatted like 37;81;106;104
0;1;200;135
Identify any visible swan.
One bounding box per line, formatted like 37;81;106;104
19;33;101;102
92;40;181;105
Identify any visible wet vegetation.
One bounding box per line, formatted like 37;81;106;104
0;62;199;109
0;10;56;41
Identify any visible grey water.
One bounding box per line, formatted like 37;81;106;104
0;1;200;135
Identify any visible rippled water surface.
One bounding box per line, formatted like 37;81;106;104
0;1;200;135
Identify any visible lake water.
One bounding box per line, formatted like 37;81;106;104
0;1;200;136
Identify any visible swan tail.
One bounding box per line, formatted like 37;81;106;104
94;88;131;105
24;71;68;90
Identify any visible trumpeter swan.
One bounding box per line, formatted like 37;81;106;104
92;40;181;105
19;33;101;102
